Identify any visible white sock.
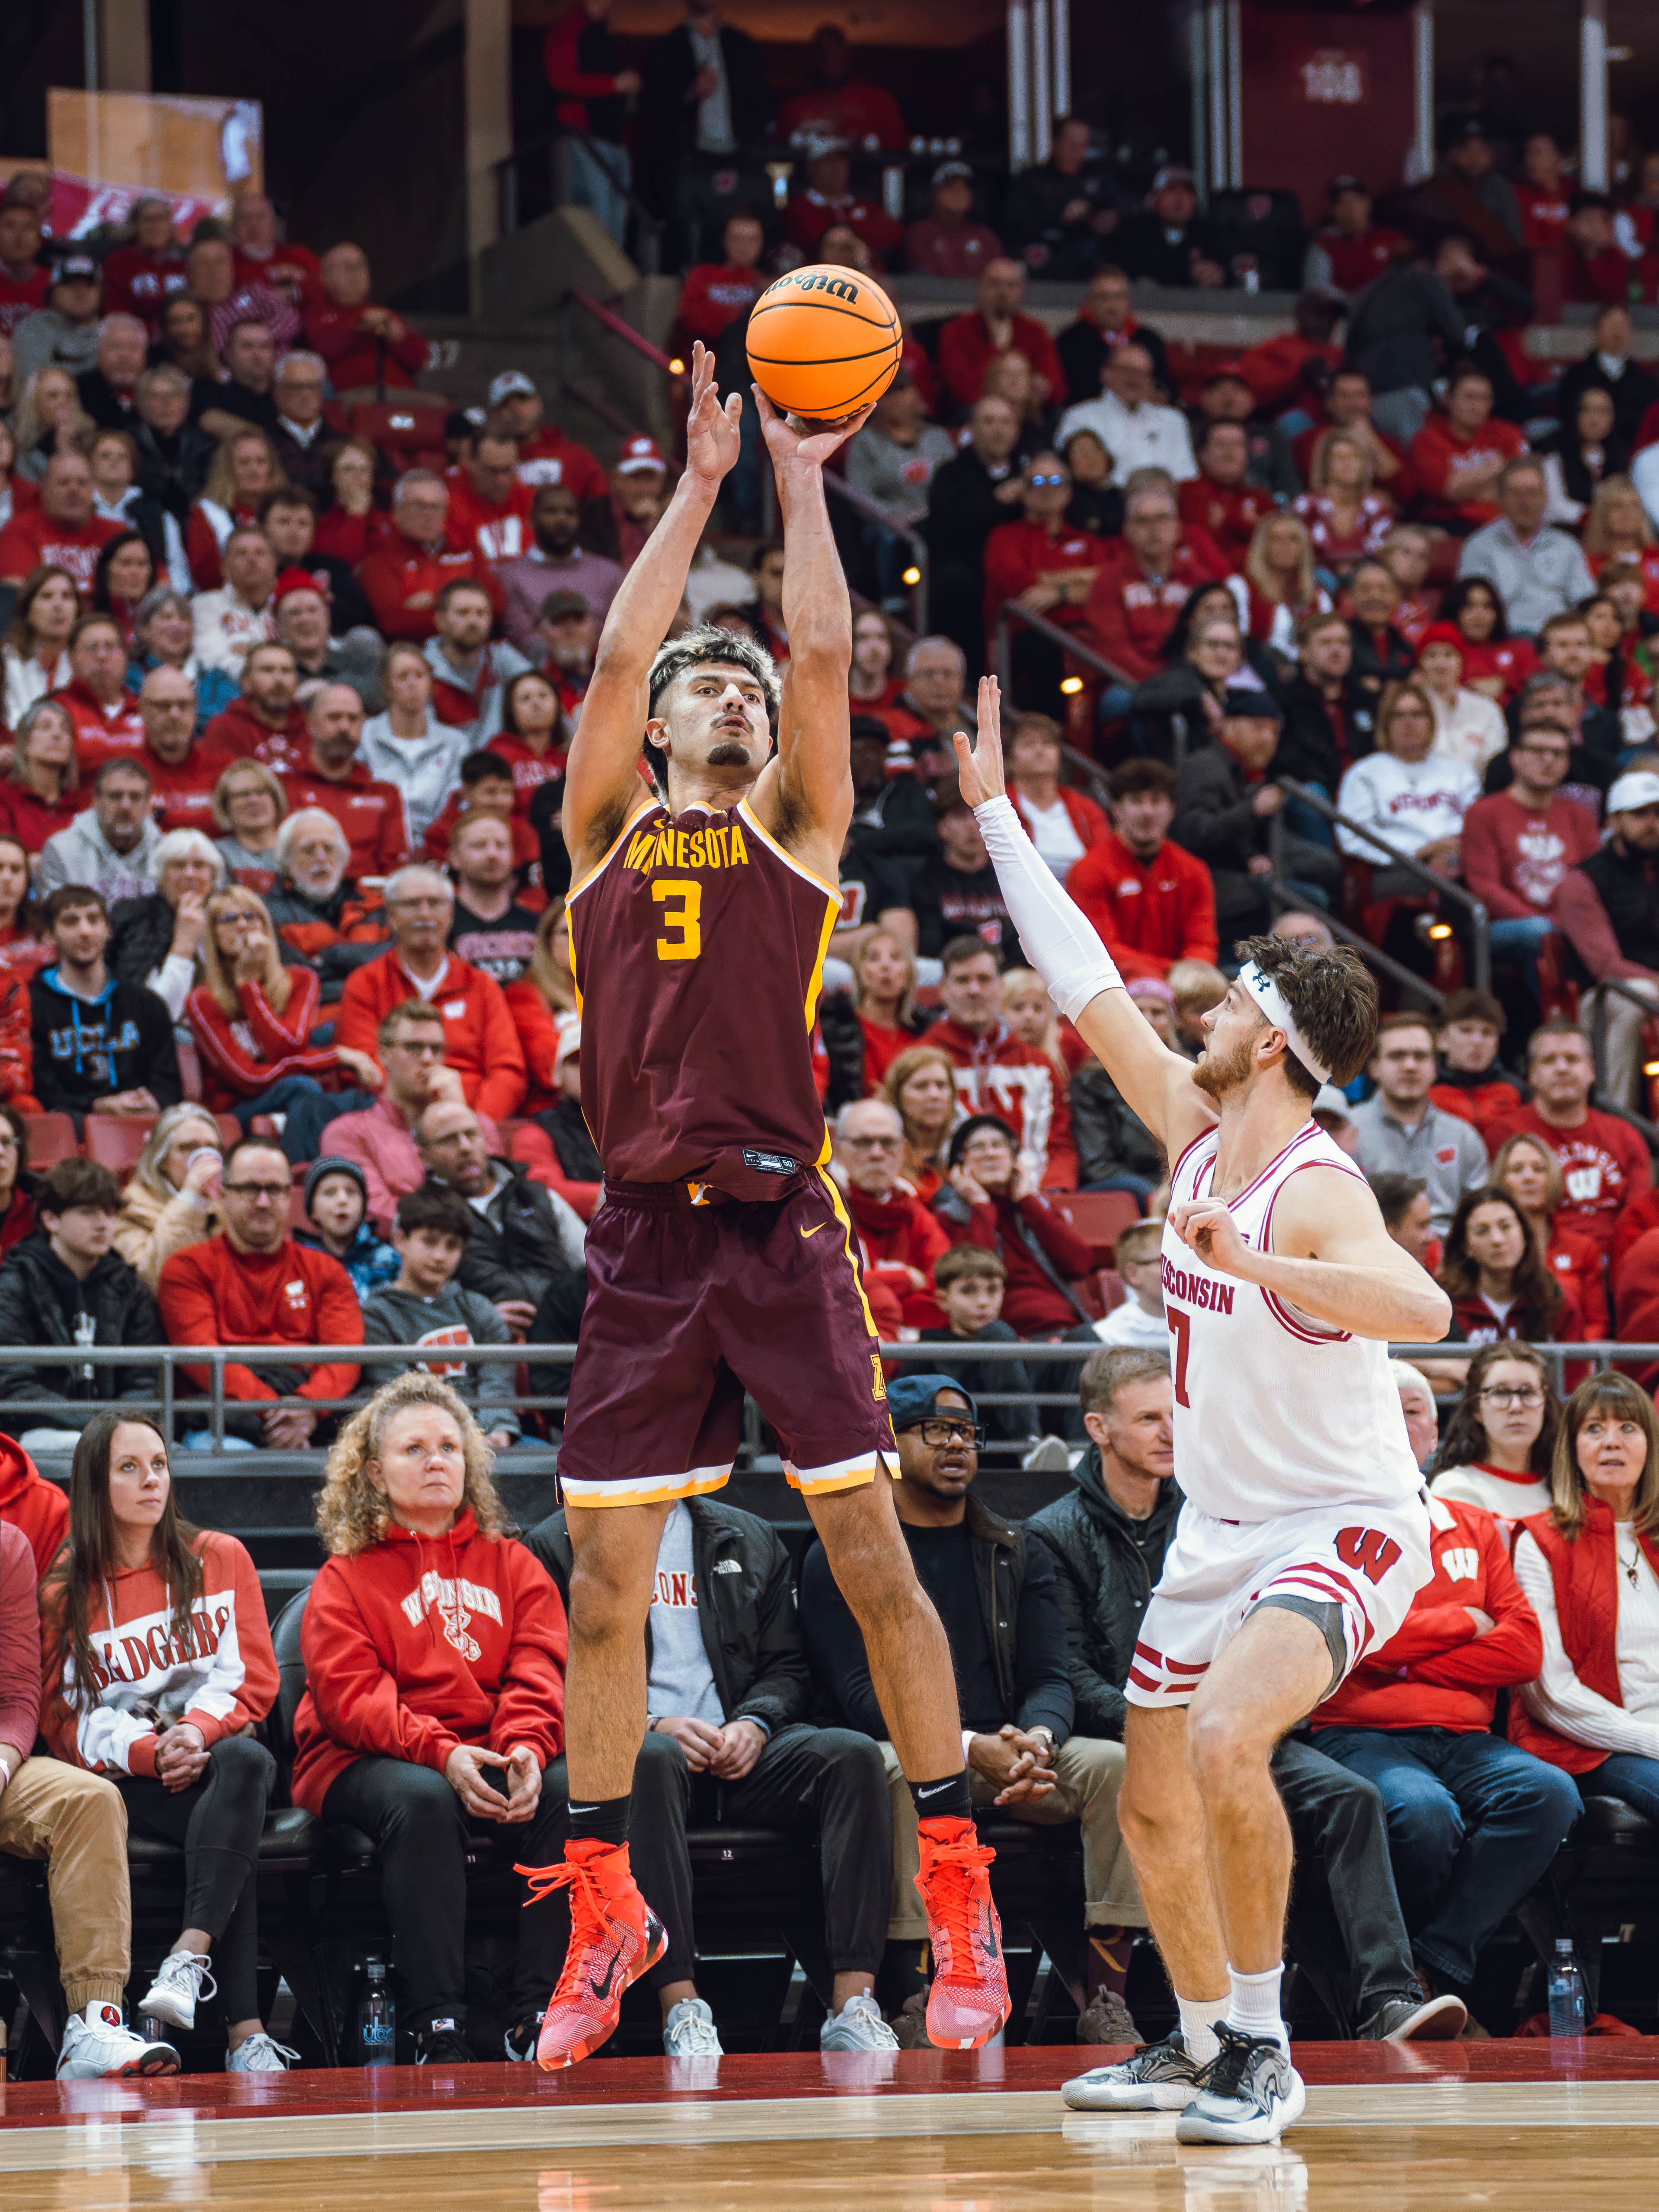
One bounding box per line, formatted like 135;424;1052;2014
1175;1994;1228;2066
1225;1964;1288;2051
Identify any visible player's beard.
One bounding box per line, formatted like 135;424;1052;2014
1191;1027;1255;1103
706;739;753;766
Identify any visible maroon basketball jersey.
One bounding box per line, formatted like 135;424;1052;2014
567;798;838;1201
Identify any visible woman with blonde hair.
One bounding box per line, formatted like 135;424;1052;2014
1582;475;1659;612
504;896;576;1114
290;1373;569;2065
1294;430;1393;579
881;1044;959;1205
1493;1129;1609;1339
1001;965;1077;1083
1509;1372;1659;1826
211;760;287;886
1335;677;1480;888
186;428;287;591
186;885;380;1149
12;366;93;481
114;1103;227;1292
850;928;925;1092
1243;510;1329;654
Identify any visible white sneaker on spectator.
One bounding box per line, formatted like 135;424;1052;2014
1021;1435;1072;1473
140;1949;217;2031
662;1998;723;2057
820;1993;900;2052
227;2032;300;2071
56;2002;179;2079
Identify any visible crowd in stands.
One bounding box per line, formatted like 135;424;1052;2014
3;66;1659;2078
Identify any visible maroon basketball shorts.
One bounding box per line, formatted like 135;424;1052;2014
558;1173;898;1508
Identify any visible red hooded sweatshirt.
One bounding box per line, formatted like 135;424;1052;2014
290;1509;567;1813
0;1436;67;1578
842;1178;951;1328
1313;1493;1543;1735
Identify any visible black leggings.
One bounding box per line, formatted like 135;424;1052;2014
322;1753;569;2035
117;1734;274;2024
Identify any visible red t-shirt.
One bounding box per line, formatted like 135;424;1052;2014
1067;831;1219;981
1458;790;1601;921
0;263;51;337
444;467;538;569
1484;1103;1652;1254
1310;224;1409;296
677;262;768;346
515;425;609;504
53;680;145;772
1409;414;1529;527
0;508;123;590
1518;185;1572;250
1177;474;1275;566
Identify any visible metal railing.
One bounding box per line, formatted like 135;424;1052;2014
1584;977;1659;1147
1267;776;1492;996
994;602;1135;707
494;130;665;275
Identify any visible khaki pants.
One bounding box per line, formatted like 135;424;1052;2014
1581;979;1659;1112
880;1737;1146;1940
0;1757;132;2012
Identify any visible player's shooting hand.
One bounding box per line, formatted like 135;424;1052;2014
751;384;874;467
1168;1195;1261;1284
949;675;1006;809
685;342;743;486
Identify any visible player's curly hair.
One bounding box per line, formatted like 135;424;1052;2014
313;1373;510;1556
643;624;781;796
1234;931;1378;1094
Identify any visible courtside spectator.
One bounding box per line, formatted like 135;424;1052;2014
157;1134;362;1448
1457;457;1595;634
1487;1024;1650;1256
281;684;412;881
1311;1486;1576;2030
1429;990;1526;1147
982;459;1109;691
917;1242;1038;1430
881;1044;957;1203
1429;1342;1561;1528
190;527;277;679
845;371;954;546
1510;1374;1659;1827
445;430;537;571
1082;483;1224;686
1059;344;1196;489
12;254;105;382
359;473;493;644
0;1420;67;1571
29;885;179;1123
1559;304;1657;445
0;449;121;593
1373;1170;1435;1270
1351;1013;1488;1235
1347;559;1418;699
1415;624;1513;775
445;813;537;985
291;1374;567;2064
112;1106;224;1295
38;1410;287;2068
528;1022;600;1185
834;1098;949;1331
329;1002;502;1238
131;586;237;731
1412;368;1526;534
0;198;51;337
929;938;1077;1187
1275;609;1378;797
1304;175;1409;297
937;260;1064;414
782;135;901;267
1552;769;1659;1108
1056;267;1170;412
905;160;1003;281
203;639;306;771
485;372;608;505
264;809;390;1002
880;637;978;773
1068;759;1217;981
940;1115;1090;1329
802;1374;1138;2045
361;1185;521;1445
526;1472;896;2057
0;1159;160;1448
416;1097;585;1336
1437;1184;1576;1346
137;665;230;835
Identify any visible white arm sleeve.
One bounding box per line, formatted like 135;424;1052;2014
973;795;1124;1025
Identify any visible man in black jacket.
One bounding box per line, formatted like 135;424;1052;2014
801;1373;1148;2046
1031;1347;1469;2068
638;0;773;259
924;396;1027;669
415;1099;587;1338
1173;690;1339;941
525;1497;894;2058
1275;610;1378;796
29;888;182;1128
0;1160;161;1444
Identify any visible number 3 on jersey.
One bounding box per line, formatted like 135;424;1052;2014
653;878;703;961
1167;1302;1191;1408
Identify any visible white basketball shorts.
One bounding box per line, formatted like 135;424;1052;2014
1125;1492;1433;1709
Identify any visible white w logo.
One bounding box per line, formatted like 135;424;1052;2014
1441;1547;1480;1583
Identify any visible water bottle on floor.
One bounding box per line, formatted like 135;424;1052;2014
358;1957;395;2066
1547;1938;1587;2038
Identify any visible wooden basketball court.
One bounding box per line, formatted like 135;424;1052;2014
0;2043;1653;2212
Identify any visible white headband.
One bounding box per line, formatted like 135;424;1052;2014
1238;960;1332;1085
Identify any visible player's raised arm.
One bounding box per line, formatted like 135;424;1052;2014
951;678;1215;1157
1170;1163;1453;1343
747;389;873;855
563;342;741;876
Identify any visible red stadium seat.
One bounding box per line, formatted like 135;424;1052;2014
176;1036;204;1103
83;1117;155;1177
1054;1189;1141;1267
22;1114;78;1169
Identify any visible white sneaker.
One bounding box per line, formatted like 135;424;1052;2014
141;1949;217;2031
57;2002;180;2080
227;2032;300;2072
662;1998;723;2056
820;1993;901;2052
1021;1434;1073;1473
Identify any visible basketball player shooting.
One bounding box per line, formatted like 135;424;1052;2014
518;347;1010;2069
952;678;1454;2142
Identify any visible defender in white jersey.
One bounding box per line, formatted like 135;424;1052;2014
951;678;1451;2147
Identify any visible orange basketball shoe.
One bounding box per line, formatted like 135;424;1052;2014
914;1817;1010;2049
517;1839;667;2069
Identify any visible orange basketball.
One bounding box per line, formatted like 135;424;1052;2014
746;263;902;422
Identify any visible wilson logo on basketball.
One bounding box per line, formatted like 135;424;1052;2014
1335;1528;1403;1583
765;270;860;303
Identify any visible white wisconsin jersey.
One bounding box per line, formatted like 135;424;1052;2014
1161;1119;1424;1523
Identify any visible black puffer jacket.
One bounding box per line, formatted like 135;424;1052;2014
434;1158;586;1309
108;895;179;993
1069;1062;1164;1190
0;1233;163;1419
1024;1449;1184;1741
525;1498;813;1734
